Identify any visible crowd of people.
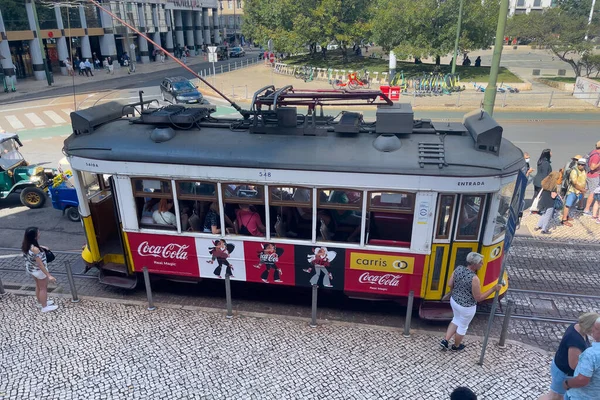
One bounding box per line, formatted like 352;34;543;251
526;140;600;233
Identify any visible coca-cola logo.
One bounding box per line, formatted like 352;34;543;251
358;272;402;287
138;241;189;260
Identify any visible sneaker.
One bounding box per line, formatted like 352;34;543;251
261;279;268;283
37;299;54;308
41;305;58;313
323;284;333;288
534;227;541;231
541;230;551;234
440;339;449;351
274;279;283;283
583;210;593;216
451;344;466;351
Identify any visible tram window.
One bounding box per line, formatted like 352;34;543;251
223;183;265;237
131;179;176;230
176;181;217;232
493;182;516;241
316;189;362;243
435;195;456;240
455;195;485;241
269;186;312;240
81;172;100;197
367;192;414;247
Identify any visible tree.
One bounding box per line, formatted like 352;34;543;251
370;0;499;64
506;7;600;77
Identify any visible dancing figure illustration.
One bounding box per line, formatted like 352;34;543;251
254;243;284;283
304;247;336;288
207;240;235;278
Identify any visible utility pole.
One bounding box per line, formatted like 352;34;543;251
451;0;464;75
585;0;597;41
482;0;510;116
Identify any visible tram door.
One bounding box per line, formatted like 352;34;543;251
424;193;487;301
84;173;120;256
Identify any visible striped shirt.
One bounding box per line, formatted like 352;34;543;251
23;246;46;274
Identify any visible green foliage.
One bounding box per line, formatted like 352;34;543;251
370;0;499;60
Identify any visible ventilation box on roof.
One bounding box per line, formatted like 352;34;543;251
375;103;414;135
463;109;503;156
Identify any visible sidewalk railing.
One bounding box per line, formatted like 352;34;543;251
196;56;261;87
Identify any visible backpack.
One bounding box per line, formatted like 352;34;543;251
559;161;576;196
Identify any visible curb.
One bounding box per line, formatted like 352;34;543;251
2;289;554;357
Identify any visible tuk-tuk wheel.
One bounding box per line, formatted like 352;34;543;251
20;187;46;209
66;207;81;222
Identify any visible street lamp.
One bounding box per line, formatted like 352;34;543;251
451;0;464;75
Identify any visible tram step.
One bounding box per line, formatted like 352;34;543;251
419;301;453;321
102;263;129;274
99;269;138;289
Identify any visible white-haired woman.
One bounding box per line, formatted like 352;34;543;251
440;252;502;351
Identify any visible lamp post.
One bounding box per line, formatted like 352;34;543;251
451;0;464;75
482;0;510;116
585;0;597;41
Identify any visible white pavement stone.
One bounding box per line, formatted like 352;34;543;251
0;295;552;399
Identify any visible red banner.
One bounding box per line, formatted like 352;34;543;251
127;232;199;277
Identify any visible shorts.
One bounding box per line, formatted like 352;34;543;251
565;193;582;208
450;297;477;336
587;175;599;193
549;359;567;395
594;193;600;202
28;269;47;280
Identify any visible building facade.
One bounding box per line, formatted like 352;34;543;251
218;0;244;45
0;0;222;82
509;0;556;15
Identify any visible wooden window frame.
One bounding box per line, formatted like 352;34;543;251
454;194;486;241
131;178;173;199
317;188;363;211
175;180;218;201
222;182;265;205
367;191;416;214
269;186;312;207
435;194;456;240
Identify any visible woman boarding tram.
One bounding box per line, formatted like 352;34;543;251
63;79;526;319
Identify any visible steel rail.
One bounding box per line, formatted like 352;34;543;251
508;288;600;300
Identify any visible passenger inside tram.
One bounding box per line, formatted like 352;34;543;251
458;196;481;237
317;190;362;242
203;202;234;234
152;199;177;227
235;203;266;237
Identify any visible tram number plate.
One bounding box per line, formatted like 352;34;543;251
259;170;272;179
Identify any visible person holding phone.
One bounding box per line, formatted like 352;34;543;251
22;227;58;313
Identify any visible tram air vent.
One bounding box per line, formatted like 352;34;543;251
463;109;502;156
71;101;124;135
375;103;414;135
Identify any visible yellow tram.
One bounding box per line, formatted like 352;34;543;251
63;88;526;319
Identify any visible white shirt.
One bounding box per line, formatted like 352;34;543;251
152;210;177;226
79;61;86;69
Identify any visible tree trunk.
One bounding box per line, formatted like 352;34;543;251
435;56;441;65
341;45;348;64
322;47;327;60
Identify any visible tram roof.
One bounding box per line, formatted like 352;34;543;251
63;98;525;178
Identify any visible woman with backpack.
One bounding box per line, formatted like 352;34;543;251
533;149;552;199
235;203;266;237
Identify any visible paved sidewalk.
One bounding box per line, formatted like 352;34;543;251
519;209;600;243
0;293;551;400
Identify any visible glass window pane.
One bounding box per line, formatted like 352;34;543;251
436;195;455;239
223;184;264;203
493;182;516;241
270;187;311;205
133;179;171;195
319;189;362;208
456;195;484;240
177;181;216;198
370;192;414;211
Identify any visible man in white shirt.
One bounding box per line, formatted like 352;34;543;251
84;59;94;77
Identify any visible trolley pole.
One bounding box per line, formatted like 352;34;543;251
478;260;507;366
403;290;415;337
225;275;233;319
310;284;318;328
142;267;156;311
482;0;510;116
64;260;80;303
451;0;464;75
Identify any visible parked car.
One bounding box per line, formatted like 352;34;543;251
0;132;54;208
160;77;204;104
229;47;246;58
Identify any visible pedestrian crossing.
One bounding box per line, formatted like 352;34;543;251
0;108;73;132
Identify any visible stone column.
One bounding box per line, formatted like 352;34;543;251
78;5;92;59
165;8;175;54
174;10;185;50
25;0;45;80
152;5;162;50
0;10;17;84
99;0;117;63
137;3;150;63
54;5;69;76
184;11;195;53
194;10;204;50
212;8;220;45
202;8;211;45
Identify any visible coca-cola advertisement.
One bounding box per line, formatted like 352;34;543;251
195;238;247;281
344;250;425;296
243;242;295;286
128;233;199;277
294;245;345;290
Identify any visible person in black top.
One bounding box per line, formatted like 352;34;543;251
534;171;561;234
539;312;598;400
532;149;552;200
474;56;481;67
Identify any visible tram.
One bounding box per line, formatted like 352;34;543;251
63;87;526;319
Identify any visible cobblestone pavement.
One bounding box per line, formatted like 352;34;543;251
0;294;552;400
520;209;600;243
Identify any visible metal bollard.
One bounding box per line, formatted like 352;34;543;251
228;63;231;72
548;91;554;108
498;300;515;348
403;290;414;337
225;275;233;319
0;275;5;295
245;85;248;99
142;267;156;311
310;284;318;328
502;90;508;108
220;65;223;74
64;260;80;303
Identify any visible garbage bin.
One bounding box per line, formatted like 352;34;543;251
380;85;390;100
390;86;401;101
